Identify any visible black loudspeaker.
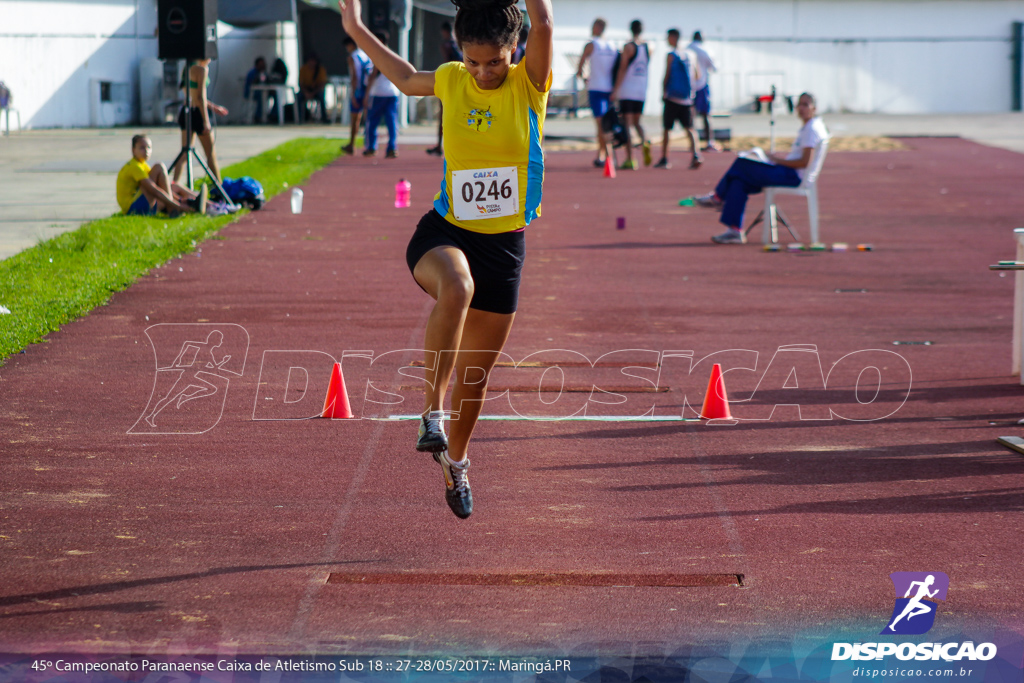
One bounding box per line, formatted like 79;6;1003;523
158;0;218;60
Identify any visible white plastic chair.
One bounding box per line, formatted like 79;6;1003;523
760;138;830;244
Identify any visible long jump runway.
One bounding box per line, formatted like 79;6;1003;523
1;138;1024;657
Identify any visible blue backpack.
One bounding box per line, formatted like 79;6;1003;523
215;176;265;210
666;51;693;101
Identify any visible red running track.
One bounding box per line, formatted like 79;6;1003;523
1;138;1023;656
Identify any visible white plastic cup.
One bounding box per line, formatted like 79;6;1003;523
290;188;304;214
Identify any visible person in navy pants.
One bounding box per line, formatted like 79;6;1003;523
696;93;828;244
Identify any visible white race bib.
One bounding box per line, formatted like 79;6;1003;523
452;167;519;222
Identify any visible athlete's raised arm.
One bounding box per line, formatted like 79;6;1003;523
523;0;553;90
339;0;435;96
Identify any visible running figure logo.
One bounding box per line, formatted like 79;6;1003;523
881;571;949;635
129;324;249;434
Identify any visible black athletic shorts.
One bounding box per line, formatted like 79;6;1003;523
663;100;694;130
406;209;526;315
619;99;645;115
177;106;211;135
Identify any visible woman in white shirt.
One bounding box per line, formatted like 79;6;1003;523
696;92;828;244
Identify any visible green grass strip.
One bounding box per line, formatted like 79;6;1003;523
0;136;342;363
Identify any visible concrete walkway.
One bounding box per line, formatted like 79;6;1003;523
1;112;1022;261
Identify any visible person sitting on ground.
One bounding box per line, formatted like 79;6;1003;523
695;92;827;244
298;52;329;123
656;28;701;170
244;56;270;121
118;134;207;216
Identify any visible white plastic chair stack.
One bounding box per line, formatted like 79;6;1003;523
762;137;830;244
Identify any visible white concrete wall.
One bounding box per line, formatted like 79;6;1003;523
555;0;1024;114
3;0;1022;125
0;0;299;128
2;0;149;128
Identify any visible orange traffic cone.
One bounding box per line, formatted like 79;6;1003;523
603;155;616;178
322;362;354;419
699;363;733;420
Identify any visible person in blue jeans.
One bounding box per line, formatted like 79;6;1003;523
363;31;400;158
697;92;828;244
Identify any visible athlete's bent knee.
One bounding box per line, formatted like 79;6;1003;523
442;273;475;309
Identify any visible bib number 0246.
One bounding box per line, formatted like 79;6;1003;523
452;167;518;222
461;178;513;203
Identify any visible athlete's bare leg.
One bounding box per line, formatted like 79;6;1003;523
594;116;608;162
346;110;363;150
197;130;221;183
412;246;475;419
686;126;700;158
142;164;193;213
632;114;647;151
447;309;515;461
622;113;636;164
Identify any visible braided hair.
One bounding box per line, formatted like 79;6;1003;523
450;0;523;51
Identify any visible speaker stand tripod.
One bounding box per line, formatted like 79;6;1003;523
170;72;238;213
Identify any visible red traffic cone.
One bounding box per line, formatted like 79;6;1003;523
322;362;354;419
700;363;733;420
603;155;616;178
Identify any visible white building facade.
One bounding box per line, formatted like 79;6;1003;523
1;0;298;129
1;0;1023;128
557;0;1024;114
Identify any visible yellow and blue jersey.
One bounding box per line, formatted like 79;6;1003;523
432;61;551;234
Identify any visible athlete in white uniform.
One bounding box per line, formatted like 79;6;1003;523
610;19;651;169
575;18;617;167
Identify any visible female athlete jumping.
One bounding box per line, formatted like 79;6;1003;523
340;0;553;519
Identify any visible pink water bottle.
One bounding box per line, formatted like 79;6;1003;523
394;178;411;208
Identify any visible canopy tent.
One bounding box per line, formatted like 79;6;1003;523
218;0;443;124
411;0;455;17
217;0;453;29
218;0;298;28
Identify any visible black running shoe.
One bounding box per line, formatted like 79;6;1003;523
416;410;448;452
433;451;472;519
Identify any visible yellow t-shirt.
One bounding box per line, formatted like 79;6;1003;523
116;158;151;213
432;61;552;234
